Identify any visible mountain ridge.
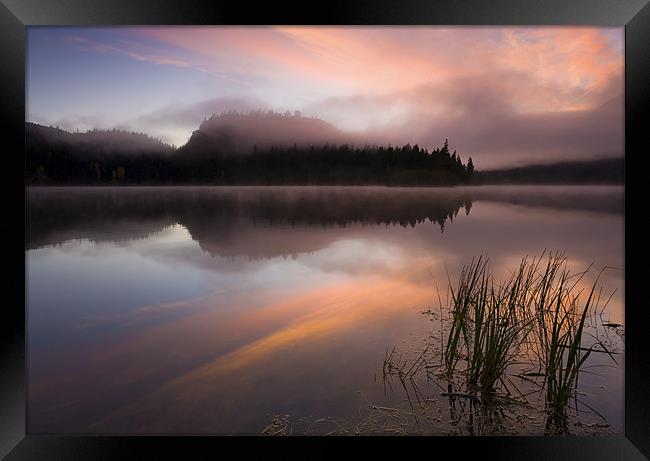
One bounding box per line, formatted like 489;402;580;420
25;114;623;185
476;157;623;185
26;122;174;156
177;110;364;160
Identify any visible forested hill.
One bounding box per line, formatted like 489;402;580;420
475;157;624;185
26;113;622;186
26;113;475;186
181;111;351;158
27;122;174;156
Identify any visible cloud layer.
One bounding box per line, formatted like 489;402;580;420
27;27;623;167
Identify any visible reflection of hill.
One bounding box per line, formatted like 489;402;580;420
26;186;622;257
466;185;623;215
26;189;178;249
26;187;471;252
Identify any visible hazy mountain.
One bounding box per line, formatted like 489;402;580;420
476;157;624;184
25;118;472;185
179;111;353;158
26;117;623;186
26;122;174;157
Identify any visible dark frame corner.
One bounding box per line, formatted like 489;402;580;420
2;0;649;459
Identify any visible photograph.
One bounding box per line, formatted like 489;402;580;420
25;25;625;436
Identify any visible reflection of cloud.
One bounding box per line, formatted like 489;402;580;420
79;276;432;431
174;278;426;372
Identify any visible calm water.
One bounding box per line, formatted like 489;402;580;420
26;186;624;434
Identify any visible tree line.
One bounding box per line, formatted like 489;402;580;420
27;123;475;186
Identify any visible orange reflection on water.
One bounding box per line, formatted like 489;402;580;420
181;277;431;374
84;274;433;431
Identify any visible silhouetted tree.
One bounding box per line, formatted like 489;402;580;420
26;121;476;186
441;139;450;156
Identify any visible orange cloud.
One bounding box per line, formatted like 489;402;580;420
132;27;621;115
58;26;623;166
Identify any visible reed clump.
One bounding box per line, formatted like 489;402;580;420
441;252;616;428
443;255;539;393
528;256;617;433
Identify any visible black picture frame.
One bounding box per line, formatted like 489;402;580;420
2;0;649;458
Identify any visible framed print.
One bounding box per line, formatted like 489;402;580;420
2;0;649;459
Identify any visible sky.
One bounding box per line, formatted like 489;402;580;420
27;26;624;168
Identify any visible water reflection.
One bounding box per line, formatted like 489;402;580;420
26;186;624;434
27;186;621;252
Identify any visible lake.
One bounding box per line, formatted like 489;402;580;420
26;186;624;435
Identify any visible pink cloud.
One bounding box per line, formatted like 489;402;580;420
63;27;623;166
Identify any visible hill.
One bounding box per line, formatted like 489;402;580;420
475;157;623;185
26;115;473;185
26;122;174;156
180;110;351;158
26;123;174;184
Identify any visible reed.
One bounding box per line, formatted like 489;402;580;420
532;263;616;433
443;255;540;394
442;252;615;412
